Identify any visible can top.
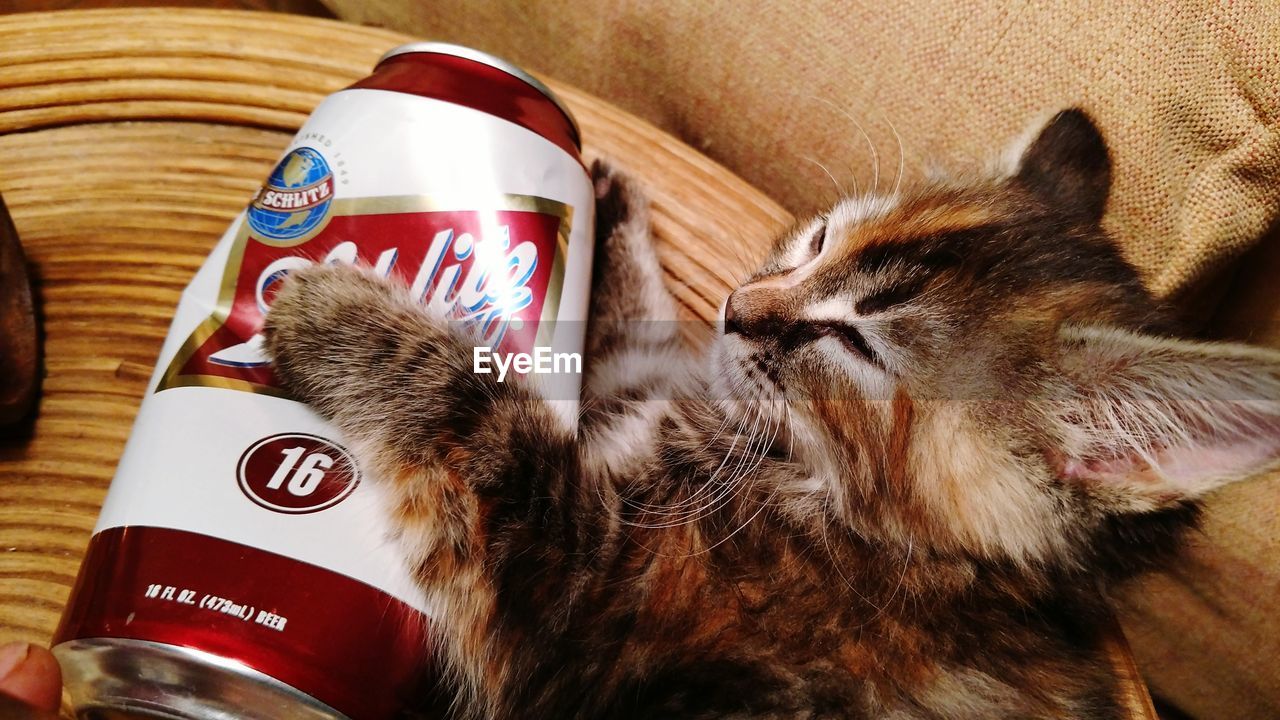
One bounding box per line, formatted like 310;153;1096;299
378;42;582;145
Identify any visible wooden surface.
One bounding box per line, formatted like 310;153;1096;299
0;9;1152;719
0;0;331;16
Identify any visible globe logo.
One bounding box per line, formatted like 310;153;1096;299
247;147;335;242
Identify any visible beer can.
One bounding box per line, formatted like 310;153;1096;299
53;42;594;719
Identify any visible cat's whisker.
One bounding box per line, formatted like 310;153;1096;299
693;412;784;555
721;225;760;286
816;481;884;610
737;412;782;487
718;411;774;520
782;395;797;464
698;220;752;286
882;113;907;200
651;390;779;530
815;96;881;197
693;383;787;547
674;399;771;525
650;402;755;515
619;398;761;527
764;382;794;461
724;396;768;469
699;402;738;453
803;155;846;203
854;536;915;630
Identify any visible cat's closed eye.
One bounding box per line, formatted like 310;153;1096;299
819;322;879;365
854;280;926;315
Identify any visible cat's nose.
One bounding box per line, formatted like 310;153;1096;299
723;295;743;336
724;289;783;338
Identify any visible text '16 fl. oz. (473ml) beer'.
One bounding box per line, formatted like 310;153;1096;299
53;42;595;720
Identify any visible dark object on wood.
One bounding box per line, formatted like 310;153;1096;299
0;192;38;429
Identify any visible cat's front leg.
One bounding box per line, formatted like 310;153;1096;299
585;159;679;361
581;162;699;477
262;265;590;715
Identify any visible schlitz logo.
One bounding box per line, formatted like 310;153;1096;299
158;188;573;397
247;147;335;243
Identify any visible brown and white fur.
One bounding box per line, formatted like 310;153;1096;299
263;109;1280;719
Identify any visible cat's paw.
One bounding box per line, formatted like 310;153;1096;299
583;158;674;343
261;264;403;402
262;263;391;357
591;158;649;246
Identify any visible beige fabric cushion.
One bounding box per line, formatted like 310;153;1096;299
1126;231;1280;719
1117;472;1280;719
322;1;1280;717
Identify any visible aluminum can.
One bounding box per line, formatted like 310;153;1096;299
53;42;594;720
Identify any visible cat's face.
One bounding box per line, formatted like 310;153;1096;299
713;110;1280;566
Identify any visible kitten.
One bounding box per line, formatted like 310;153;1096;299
263;109;1280;719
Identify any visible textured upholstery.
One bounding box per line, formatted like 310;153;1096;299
322;2;1280;717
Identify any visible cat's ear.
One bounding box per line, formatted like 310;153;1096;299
1043;325;1280;513
1011;108;1111;224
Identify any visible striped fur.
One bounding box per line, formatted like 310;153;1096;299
263;111;1280;719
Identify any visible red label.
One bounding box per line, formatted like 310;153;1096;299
55;527;435;720
159;195;571;396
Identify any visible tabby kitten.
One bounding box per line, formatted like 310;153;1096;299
263;109;1280;719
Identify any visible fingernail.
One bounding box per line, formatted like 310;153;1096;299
0;642;31;680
